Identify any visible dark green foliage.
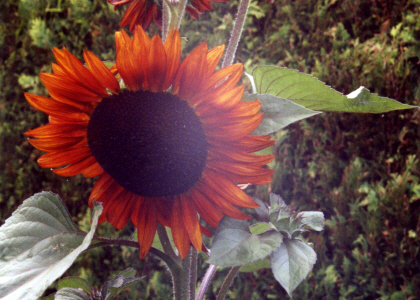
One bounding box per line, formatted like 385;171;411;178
1;0;420;299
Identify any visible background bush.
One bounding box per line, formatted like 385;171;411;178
1;0;419;299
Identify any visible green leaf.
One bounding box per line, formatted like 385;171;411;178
249;222;271;235
57;277;93;295
239;258;271;273
252;197;270;222
245;94;321;135
208;217;282;267
0;192;102;300
299;212;325;231
253;66;417;113
54;288;90;300
270;239;317;297
101;268;144;300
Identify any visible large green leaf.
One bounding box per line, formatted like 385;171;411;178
0;192;102;300
270;239;317;297
245;94;321;135
253;66;416;113
208;217;282;267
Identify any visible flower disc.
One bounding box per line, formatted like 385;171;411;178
87;90;208;197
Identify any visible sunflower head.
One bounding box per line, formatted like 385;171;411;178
25;26;274;259
109;0;229;31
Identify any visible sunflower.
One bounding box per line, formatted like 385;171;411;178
109;0;162;31
108;0;228;31
185;0;229;20
24;26;274;259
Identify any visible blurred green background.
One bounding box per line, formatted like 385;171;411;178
1;0;420;299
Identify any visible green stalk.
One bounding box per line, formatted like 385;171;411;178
162;0;171;41
174;0;189;30
222;0;251;68
172;247;198;300
216;266;241;300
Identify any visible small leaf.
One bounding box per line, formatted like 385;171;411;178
208;217;282;267
270;239;317;297
54;288;90;300
245;94;321;135
0;192;102;300
249;223;271;235
252;197;270;222
239;258;271;273
299;212;325;231
101;268;144;300
57;277;93;295
253;66;417;113
270;193;285;207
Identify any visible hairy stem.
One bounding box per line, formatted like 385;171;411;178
162;0;171;41
222;0;250;68
195;264;218;300
173;247;197;300
216;266;241;300
174;0;188;30
157;223;181;264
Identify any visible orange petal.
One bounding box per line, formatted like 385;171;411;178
81;161;104;178
37;146;91;168
209;135;274;153
52;48;108;97
162;28;181;91
25;93;90;122
106;192;136;229
172;42;208;98
40;73;103;103
180;194;202;251
52;155;97;177
96;180;126;224
203;113;263;141
171;196;191;258
203;169;259;208
147;35;167;92
28;137;83;152
206;45;224;76
208;161;274;185
189;187;223;228
83;50;120;94
89;173;115;205
196;181;251;220
133;199;158;259
208;147;274;165
25;123;87;138
155;197;172;227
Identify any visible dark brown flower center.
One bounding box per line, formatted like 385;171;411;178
87;90;208;197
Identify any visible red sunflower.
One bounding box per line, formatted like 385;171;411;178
108;0;228;31
109;0;162;31
24;26;274;259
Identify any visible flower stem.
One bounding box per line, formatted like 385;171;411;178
195;264;217;300
157;223;181;264
173;247;198;300
174;0;188;30
216;266;241;300
162;0;171;41
222;0;251;68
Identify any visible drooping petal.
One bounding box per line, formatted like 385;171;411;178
171;196;192;258
132;199;158;259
